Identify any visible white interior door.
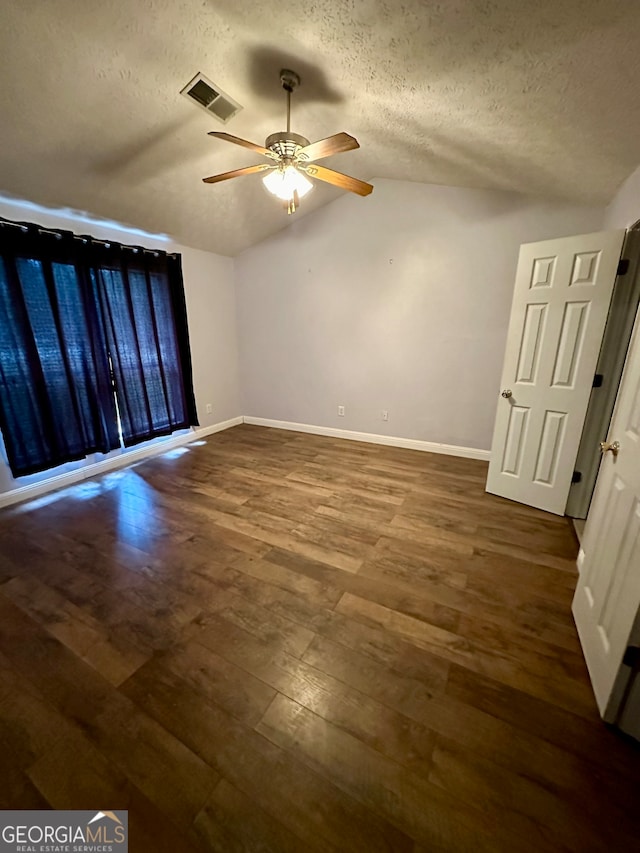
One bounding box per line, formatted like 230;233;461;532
486;230;624;514
572;303;640;721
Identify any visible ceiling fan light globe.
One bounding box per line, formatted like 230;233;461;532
262;166;312;201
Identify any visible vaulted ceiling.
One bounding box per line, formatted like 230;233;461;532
1;1;639;256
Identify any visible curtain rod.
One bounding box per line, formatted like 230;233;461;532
0;216;178;258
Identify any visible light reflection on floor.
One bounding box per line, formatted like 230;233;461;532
13;470;125;513
114;471;163;552
161;447;191;460
9;441;195;516
10;466;167;557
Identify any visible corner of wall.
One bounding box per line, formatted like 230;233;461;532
603;164;640;230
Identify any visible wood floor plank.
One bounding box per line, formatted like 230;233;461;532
0;670;79;770
228;552;344;608
122;660;412;852
429;734;638;852
190;566;454;693
256;693;528;852
1;424;638;851
336;591;596;717
265;545;462;633
0;595;116;727
133;639;278;726
190;585;316;658
362;547;469;591
359;555;579;652
28;725;203;852
1;574;148;684
189;610;437;777
0;762;50;809
445;663;640;779
194;778;330;853
81;690;219;826
206;507;365;573
302;633;448;708
299;633;616;799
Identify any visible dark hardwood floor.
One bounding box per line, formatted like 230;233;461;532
0;424;638;851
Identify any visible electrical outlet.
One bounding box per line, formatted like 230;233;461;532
337;405;345;417
381;410;389;422
206;403;212;414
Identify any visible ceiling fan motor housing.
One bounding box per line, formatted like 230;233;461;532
265;131;310;162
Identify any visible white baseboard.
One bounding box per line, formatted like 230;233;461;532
242;417;491;461
0;416;243;509
0;414;489;510
199;416;244;436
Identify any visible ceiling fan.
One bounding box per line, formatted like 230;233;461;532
202;69;373;214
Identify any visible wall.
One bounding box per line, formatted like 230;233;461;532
604;165;640;229
0;197;241;500
235;179;603;453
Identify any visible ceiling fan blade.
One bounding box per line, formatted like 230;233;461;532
208;132;278;160
296;132;360;163
202;163;273;184
302;164;373;196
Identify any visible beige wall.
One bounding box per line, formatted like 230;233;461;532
604;165;640;229
235;179;604;452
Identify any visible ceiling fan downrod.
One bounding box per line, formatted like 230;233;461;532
280;69;300;135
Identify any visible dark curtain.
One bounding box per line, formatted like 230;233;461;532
0;225;120;476
0;220;198;477
95;247;198;446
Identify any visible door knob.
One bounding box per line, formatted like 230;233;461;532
600;440;620;457
501;389;513;398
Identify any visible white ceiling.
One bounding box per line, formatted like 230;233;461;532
1;1;639;256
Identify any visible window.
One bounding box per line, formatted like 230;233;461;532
0;220;198;478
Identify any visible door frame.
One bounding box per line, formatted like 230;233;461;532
566;229;640;518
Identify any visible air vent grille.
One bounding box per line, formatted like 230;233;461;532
180;72;242;124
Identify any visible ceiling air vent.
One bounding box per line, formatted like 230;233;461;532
180;72;242;124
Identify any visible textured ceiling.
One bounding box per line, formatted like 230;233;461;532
1;1;640;256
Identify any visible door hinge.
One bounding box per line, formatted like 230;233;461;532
623;646;640;669
593;373;604;388
572;470;582;484
617;258;630;276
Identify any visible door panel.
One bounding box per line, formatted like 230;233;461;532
486;230;625;515
501;406;529;475
516;304;546;382
533;410;565;484
551;301;589;387
573;303;640;721
570;250;601;285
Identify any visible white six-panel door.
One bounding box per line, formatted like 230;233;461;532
486;230;624;515
572;302;640;720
